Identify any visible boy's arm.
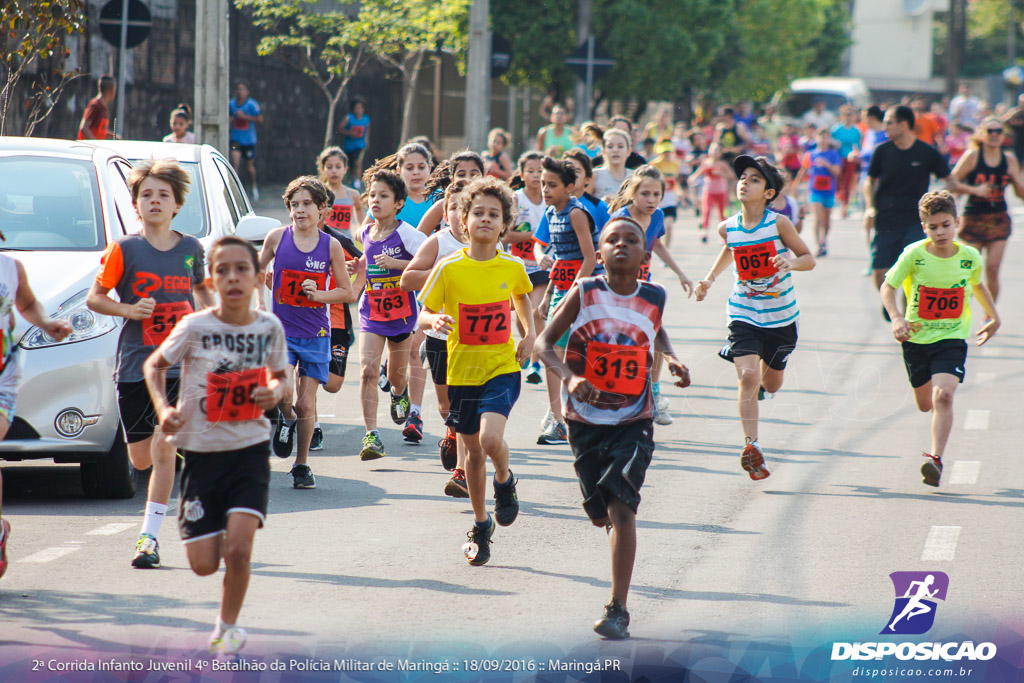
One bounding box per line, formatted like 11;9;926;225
694;227;734;302
400;235;439;291
417;305;454;335
87;281;153;320
193;280;216;309
312;239;356;304
775;215;815;272
971;282;1000;345
14;260;72;341
537;283;583;389
256;228;282;310
651;238;692;296
880;282;915;343
570;208;596;280
511;291;535;364
1005;154;1024;200
350;189;366;225
142;350;184;434
653;326;690;388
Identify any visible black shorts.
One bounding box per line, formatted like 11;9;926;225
529;269;550;287
178;441;271;543
230;142;257;160
329;326;353;378
719;321;798;371
117;378;180;444
568;419;654;521
424;335;448;386
872;224;926;270
383;332;411;344
446;372;521;435
662;206;677;219
901;339;967;388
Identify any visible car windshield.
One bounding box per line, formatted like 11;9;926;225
784;92;848;119
126;160;208;238
0;157;104;251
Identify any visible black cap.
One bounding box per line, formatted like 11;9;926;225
732;154;778;197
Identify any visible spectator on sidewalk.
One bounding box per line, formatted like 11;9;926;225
229;82;264;200
77;76;116;140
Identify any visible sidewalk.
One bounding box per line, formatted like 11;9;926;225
251;184;290;223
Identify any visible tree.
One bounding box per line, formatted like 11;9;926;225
234;0;371;149
490;0;575;96
0;0;86;135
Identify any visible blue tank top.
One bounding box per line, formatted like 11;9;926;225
271;226;332;339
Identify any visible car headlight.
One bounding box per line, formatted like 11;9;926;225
20;289;119;349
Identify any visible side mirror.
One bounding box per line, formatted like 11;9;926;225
235;214;279;243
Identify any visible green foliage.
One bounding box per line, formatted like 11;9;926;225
961;0;1023;77
807;0;853;77
356;0;469;70
490;0;575;93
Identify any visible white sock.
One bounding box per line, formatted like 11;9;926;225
285;416;296;427
410;404;421;416
314;421;321;429
141;502;167;539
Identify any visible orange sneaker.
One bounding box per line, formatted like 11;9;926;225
741;442;770;480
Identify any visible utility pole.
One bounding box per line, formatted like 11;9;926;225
463;0;490;151
194;0;230;154
946;0;965;97
573;0;592;122
114;0;128;137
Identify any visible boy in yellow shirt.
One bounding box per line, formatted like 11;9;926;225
419;177;535;565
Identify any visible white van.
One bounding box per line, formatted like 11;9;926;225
778;77;872;121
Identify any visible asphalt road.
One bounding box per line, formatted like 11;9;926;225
0;199;1018;679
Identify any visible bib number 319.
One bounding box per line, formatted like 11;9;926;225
584;342;649;395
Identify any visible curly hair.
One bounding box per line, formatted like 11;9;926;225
457;177;516;237
918;190;957;220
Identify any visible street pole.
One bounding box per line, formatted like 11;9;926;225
194;0;230;155
114;0;128;137
573;0;592;122
464;0;490;151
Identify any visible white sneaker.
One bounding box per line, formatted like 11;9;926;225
656;393;669;411
251;186;260;202
653;403;673;425
210;626;247;656
540;410;554;429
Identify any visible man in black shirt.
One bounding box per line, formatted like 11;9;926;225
864;106;983;294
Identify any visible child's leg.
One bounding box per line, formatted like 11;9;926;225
434;380;450;420
277;363;300;422
148;428;178;507
386;336;414;395
983;240;1006;302
735;355;761;442
184;535;222;577
359;332;388;431
479;412;510;485
293;375;319;466
713;193;728;225
544;345;565;419
700;191;713;231
529;286;547;365
460;431;489;523
761;362;785;394
607;498;637;607
928;374;959;458
219;512;261;626
815;202;830;246
406;328;427;409
663;214;674;247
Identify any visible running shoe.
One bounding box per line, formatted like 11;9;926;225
0;518;11;580
438;428;457;471
593;598;631;640
537;420;568;445
402;412;424;442
540;410;554;429
210;626;248;656
273;419;295;459
653;403;673;425
921;453;943;487
290;463;316;489
816;244;828;258
360;431;386;461
131;533;161;569
378;361;391;392
251;185;260;202
757;386;774;401
390;387;410;424
462;516;495;566
310;427;324;451
740;441;770;480
445;469;469;498
493;471;519;526
525;362;543;384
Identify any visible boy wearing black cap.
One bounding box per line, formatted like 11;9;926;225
694;155;815;479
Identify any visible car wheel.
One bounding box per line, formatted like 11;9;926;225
80;431;138;499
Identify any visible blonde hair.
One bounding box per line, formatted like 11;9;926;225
602;128;632;150
609;165;664;212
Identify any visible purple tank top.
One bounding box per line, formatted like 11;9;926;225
359;221;423;336
271;226;332;339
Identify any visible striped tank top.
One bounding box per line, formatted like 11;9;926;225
725;211;799;328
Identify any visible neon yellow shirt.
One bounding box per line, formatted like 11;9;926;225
420;249;532;386
884;239;983;344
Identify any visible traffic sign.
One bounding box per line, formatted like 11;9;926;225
99;0;152;49
565;38;615;82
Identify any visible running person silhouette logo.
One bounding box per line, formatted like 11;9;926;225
881;571;949;635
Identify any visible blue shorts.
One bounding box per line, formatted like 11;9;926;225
286;336;330;386
808;190;835;208
446;372;521;435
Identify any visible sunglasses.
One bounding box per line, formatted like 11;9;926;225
986;128;1004;134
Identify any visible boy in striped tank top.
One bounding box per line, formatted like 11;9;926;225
539;216;689;640
694;155;815;480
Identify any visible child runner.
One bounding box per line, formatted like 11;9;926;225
593;128;635;202
163;104;195;144
340;97;370;187
415;150;484;235
259;176;354;488
87;159;214;568
419;177;535;565
401;180;471;497
0;254;73;580
143;236;290;656
483;128;513;180
880;191;999;486
769;171;804;234
351;169;427;460
318;146;365;240
794;127;841;257
532;157;597;446
509;151;548;384
691;142;733;244
694;155;815;480
830;104;862;218
538;216;690;640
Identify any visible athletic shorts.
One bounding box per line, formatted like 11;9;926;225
719;321;798;371
529;269;550;287
872;224;926;271
662;205;678;219
446;372;521;436
959;212;1011;244
286;335;330;386
380;332;411;344
117;378;180;444
178;440;271;543
901;339;967;389
424;334;448;386
547;287;571;347
230;142;256;160
568;418;654;521
329;327;353;378
808;190;836;208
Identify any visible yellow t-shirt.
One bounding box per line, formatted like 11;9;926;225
419;249;533;386
884;239;983;345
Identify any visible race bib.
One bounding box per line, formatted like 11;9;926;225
206;368;266;423
550;259;582;290
232;114;248;130
812;174;833;192
917;286;965;320
733;242;779;281
584;342;649;395
142;301;193;346
278;270;327;308
326;204;353;232
349;124;365;138
638;262;651;281
367;286;413;322
458;301;512;346
510;225;535;261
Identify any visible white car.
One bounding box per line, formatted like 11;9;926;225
0;138;278;498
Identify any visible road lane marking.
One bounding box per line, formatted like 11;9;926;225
975;372;996;385
947;461;980;485
921;526;961;561
20;546;82;563
963;410;989;430
978;346;1002;357
85;523;137;536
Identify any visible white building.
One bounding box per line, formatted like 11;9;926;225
848;0;946;94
